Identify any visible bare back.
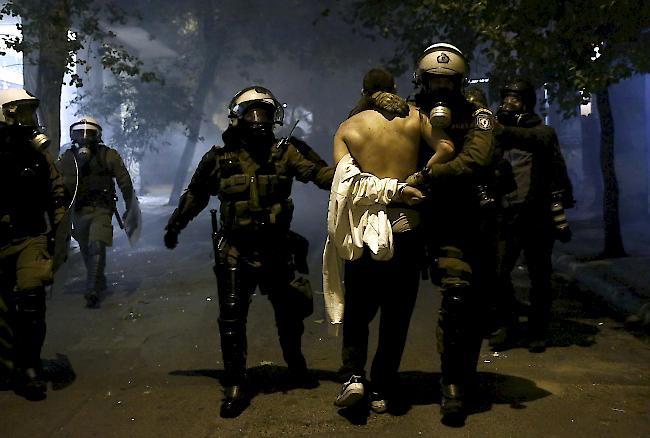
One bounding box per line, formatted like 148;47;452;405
333;104;442;181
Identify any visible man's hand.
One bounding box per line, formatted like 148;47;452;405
164;225;180;249
397;185;426;206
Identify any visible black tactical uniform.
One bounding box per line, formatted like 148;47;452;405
409;43;496;425
491;80;574;352
58;120;136;308
0;108;67;400
165;86;333;418
415;96;496;406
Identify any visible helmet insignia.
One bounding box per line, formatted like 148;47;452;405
437;53;450;64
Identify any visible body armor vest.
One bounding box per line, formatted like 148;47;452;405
215;143;294;231
0;131;52;243
64;146;116;210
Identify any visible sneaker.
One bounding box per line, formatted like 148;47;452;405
369;391;388;414
334;375;364;407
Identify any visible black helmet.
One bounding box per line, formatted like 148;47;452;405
228;86;284;127
500;79;536;111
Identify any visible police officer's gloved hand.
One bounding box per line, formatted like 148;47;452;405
555;225;573;243
46;231;57;256
405;166;431;188
164;224;180;249
551;191;572;243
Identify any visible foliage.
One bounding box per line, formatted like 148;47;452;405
72;74;192;163
0;0;158;86
347;0;650;116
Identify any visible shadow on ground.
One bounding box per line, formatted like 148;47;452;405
169;366;550;425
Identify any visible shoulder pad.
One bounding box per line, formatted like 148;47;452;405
472;108;494;131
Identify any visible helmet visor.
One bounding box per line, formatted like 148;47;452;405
3;101;39;127
242;106;274;124
231;99;284;125
71;128;100;145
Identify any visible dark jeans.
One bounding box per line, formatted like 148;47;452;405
341;230;422;394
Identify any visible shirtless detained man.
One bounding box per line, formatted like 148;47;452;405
329;71;453;413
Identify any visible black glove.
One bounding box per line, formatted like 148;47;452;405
551;191;572;243
164;224;180;249
46;232;57;256
405;166;431;188
555;225;573;243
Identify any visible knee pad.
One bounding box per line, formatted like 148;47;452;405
216;266;251;322
435;246;472;287
87;241;106;257
14;288;46;320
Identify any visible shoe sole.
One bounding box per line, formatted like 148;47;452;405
334;383;364;407
370;401;387;413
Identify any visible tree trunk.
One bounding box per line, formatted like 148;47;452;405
167;8;219;205
21;1;70;159
596;88;626;258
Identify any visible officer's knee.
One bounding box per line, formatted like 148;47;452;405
87;241;106;257
440;283;472;315
14;288;46;318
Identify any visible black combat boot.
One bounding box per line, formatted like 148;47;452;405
218;318;249;418
13;367;46;401
440;382;466;427
12;289;47;401
220;384;249;418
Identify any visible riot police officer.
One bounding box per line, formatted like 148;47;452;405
0;88;67;400
407;42;496;425
489;78;574;353
164;86;334;418
57;117;138;308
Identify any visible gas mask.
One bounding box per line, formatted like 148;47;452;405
242;122;274;144
70;124;101;166
496;92;526;126
10;125;51;151
27;128;51;151
73;143;94;167
0;99;51;151
426;88;457;129
429;102;453;128
239;106;276;152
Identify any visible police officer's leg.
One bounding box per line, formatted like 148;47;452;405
84;241;106;307
522;221;555;352
12;236;52;400
215;253;254;418
12;287;47;399
71;209;91;279
83;209;113;307
435;246;479;424
490;209;524;348
0;262;15;388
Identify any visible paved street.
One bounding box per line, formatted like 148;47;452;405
1;198;649;437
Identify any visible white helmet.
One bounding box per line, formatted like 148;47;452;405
228;86;284;127
0;88;40;126
70;116;102;146
413;42;468;85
